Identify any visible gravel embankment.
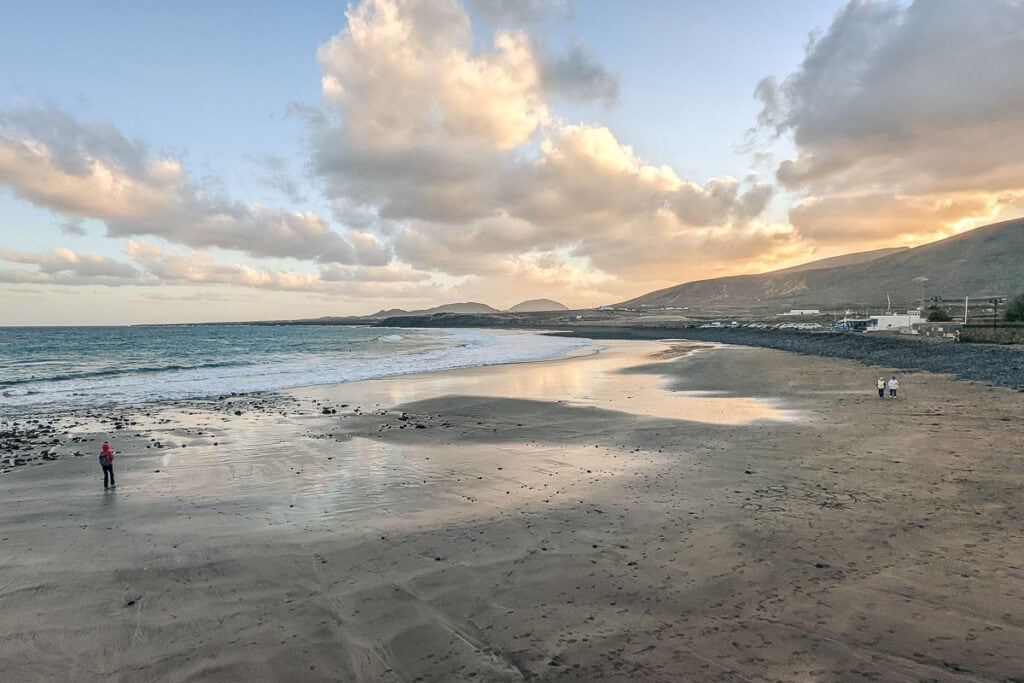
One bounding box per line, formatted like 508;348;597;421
549;325;1024;393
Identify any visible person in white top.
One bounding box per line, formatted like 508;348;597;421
887;376;899;398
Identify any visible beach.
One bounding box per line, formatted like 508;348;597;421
2;339;1023;681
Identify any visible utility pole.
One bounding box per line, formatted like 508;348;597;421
991;297;1004;328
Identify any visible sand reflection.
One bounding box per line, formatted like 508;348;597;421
296;339;798;425
283;438;630;529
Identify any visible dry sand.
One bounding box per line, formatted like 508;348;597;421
1;340;1022;681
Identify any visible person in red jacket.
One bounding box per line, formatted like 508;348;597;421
99;442;116;489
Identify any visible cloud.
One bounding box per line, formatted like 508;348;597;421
255;154;308;204
58;217;88;236
467;0;569;27
127;244;333;292
467;1;617;106
578;223;801;284
444;251;618;307
0;241;423;297
124;241;439;300
509;125;773;231
317;0;549;152
0;107;380;265
2;0;790;310
386;123;776;285
0;109;180;220
540;42;619;105
313;0;555;229
788;192;1012;244
760;0;1024;245
108;203;366;264
0;247;142;285
318;262;431;283
312;0;775;291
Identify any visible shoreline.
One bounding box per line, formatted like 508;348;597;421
0;327;595;418
2;339;1023;680
385;319;1024;392
1;327;602;475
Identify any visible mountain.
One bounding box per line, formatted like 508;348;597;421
371;302;499;318
371;301;570;318
772;247;909;274
620;218;1024;311
423;302;499;315
506;299;569;312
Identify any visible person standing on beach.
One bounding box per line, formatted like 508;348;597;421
887;375;899;398
99;442;115;489
877;377;886;398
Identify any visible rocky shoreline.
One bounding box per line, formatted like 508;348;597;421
377;314;1024;392
553;326;1024;392
0;394;296;477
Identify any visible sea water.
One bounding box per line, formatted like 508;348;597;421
0;325;593;413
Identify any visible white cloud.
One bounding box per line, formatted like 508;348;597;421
467;1;617;106
1;0;798;311
0;247;142;285
312;1;776;291
760;0;1024;246
0;118;179;220
108;204;361;264
0;108;380;266
318;262;431;283
317;0;548;152
124;241;437;298
125;241;341;292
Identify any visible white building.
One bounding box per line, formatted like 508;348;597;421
866;310;922;332
783;309;820;316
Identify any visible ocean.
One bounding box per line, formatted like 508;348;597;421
0;325;593;414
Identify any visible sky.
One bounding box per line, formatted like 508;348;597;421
1;0;1022;325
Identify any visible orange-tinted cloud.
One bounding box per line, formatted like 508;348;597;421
759;0;1024;247
312;0;776;297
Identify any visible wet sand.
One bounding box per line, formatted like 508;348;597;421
1;340;1023;681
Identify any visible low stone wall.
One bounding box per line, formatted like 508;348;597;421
915;322;962;339
960;323;1024;345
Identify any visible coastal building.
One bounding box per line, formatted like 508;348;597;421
866;310;922;332
834;317;871;332
783;309;820;316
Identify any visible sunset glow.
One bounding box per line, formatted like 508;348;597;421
2;0;1022;324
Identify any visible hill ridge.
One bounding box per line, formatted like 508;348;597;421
371;298;569;318
620;219;1024;311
